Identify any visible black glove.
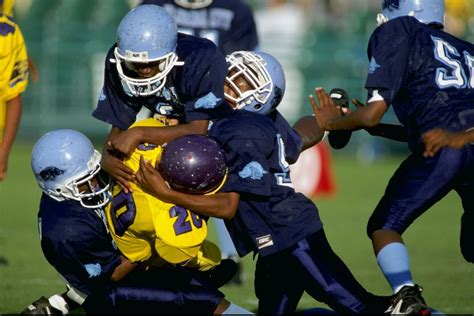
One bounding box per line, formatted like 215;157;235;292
327;88;352;149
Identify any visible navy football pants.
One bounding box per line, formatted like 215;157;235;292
367;145;474;262
255;229;390;314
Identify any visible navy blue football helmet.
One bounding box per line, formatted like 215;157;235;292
225;51;286;116
31;129;110;208
115;4;184;96
159;135;227;195
174;0;213;9
379;0;445;27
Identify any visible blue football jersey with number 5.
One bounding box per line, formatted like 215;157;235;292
365;16;474;152
210;110;323;257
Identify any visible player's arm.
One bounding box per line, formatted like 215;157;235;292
311;87;388;131
110;254;138;282
422;128;474;157
135;156;239;220
0;95;22;181
292;115;325;152
108;119;209;158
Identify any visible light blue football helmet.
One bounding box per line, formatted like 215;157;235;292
379;0;445;27
225;51;286;116
31;129;110;208
174;0;213;9
114;4;184;96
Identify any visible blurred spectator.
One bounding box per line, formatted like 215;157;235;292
0;0;29;181
445;0;474;38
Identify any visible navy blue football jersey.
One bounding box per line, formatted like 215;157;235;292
140;0;259;55
209;110;323;257
38;194;121;296
92;33;231;130
366;16;474;152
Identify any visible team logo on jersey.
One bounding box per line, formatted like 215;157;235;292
99;89;107;101
256;234;274;250
382;0;399;11
238;161;268;180
39;167;65;182
0;22;15;36
84;263;102;278
194;92;221;109
368;57;381;74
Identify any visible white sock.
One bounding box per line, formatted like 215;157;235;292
48;294;69;314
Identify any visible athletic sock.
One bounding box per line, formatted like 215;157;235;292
376;242;414;293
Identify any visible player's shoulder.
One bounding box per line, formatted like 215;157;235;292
212;0;253;13
213;110;276;141
176;33;221;59
371;16;419;41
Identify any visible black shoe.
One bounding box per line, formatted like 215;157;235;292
20;297;62;315
201;258;238;288
385;285;431;315
226;256;244;286
327;88;352;149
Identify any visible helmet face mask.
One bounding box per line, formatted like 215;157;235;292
225;51;285;115
32;130;111;209
174;0;213;9
115;5;184;97
378;0;445;27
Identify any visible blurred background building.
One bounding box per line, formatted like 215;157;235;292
13;0;474;158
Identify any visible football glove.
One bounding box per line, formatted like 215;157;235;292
327;88;352;149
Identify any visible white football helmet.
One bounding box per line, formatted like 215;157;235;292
174;0;213;9
377;0;445;27
115;4;184;96
225;51;285;115
31;129;110;208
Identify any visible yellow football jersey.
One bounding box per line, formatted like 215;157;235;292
0;13;28;140
0;0;15;17
105;118;221;271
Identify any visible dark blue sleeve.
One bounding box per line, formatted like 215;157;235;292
215;119;275;197
92;46;141;130
220;2;259;54
182;46;229;122
365;17;414;105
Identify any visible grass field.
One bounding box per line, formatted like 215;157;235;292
1;142;473;313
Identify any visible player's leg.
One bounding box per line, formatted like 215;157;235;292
291;229;391;314
455;159;474;263
212;218;243;285
255;251;304;314
367;150;465;313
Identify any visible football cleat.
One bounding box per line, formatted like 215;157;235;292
327;88;352;149
385;285;431;315
20;297;63;315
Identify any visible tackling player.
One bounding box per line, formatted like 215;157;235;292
311;0;474;314
92;4;232;193
138;0;260;285
23;129;250;315
135;51;392;314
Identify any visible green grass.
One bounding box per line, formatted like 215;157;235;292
1;143;473;313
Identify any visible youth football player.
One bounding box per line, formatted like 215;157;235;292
135;50;392;314
311;0;474;314
24;129;250;315
105;117;223;272
92;4;233;193
138;0;260;284
140;0;259;55
0;9;29;181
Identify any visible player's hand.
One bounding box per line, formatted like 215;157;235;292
101;150;134;193
108;128;141;158
136;155;171;200
0;149;8;181
309;87;343;131
422;128;466;157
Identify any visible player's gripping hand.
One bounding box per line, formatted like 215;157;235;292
101;149;135;193
108;127;142;158
136;155;172;201
309;87;343;131
422;128;468;157
20;297;63;315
